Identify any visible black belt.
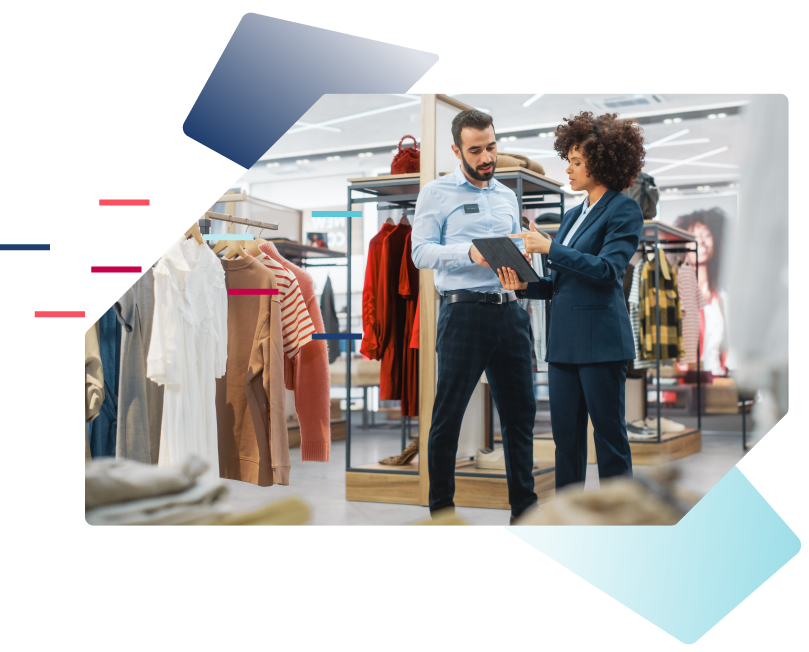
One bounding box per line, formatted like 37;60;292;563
444;290;518;305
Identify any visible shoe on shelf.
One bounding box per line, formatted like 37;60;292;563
475;448;539;470
647;417;686;433
379;437;419;466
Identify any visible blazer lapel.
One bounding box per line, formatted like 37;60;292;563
566;189;619;249
555;202;584;245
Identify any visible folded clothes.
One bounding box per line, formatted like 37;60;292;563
85;478;229;525
85;455;208;510
496;153;545;175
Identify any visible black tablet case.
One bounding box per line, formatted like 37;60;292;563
471;237;542;283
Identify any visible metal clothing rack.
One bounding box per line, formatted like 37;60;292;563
345;174;421;475
640;221;701;442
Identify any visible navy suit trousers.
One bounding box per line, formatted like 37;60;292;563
428;300;538;517
548;360;633;489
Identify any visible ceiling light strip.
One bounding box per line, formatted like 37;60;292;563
647;147;730;175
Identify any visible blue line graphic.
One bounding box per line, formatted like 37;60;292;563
0;244;50;250
311;211;362;217
312;333;362;340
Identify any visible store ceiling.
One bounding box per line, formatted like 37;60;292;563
246;94;755;191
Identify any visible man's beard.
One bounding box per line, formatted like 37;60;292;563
461;151;496;181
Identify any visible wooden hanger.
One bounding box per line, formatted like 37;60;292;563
223;238;248;260
385;217;395;226
212;215;239;256
241;237;262;257
185;221;204;246
399;213;410;226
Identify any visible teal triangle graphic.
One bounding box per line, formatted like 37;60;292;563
511;467;800;643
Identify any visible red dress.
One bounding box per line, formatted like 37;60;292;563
398;231;419;416
377;223;411;401
359;223;395;360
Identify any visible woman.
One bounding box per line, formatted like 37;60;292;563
497;111;645;490
675;208;729;375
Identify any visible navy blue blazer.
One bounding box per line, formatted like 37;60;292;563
526;189;643;364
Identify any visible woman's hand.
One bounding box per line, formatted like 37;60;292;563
510;220;552;254
497;267;527;292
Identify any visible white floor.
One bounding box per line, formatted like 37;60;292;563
222;413;753;525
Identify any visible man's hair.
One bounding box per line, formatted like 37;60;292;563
451;110;495;148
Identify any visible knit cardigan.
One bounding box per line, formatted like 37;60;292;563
259;242;331;463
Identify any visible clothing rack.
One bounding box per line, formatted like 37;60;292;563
198;211;279;234
639;222;700;443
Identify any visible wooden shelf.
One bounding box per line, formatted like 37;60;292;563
629;428;701;465
351;461;419;473
347;172;421;185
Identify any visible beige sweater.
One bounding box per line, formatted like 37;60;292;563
216;257;289;486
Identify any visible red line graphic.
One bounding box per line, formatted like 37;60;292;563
98;199;219;208
91;266;142;273
35;311;85;318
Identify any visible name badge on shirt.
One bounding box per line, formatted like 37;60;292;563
463;204;480;214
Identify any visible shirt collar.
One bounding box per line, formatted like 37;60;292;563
452;164;496;191
581;194;602;213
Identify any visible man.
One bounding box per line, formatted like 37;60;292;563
411;109;537;523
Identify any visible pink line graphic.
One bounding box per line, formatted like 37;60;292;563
228;289;280;295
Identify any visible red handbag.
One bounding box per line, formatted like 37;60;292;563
391;135;420;174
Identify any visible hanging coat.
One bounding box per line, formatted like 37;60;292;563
320;276;340;364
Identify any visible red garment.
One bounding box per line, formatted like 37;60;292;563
360;223;395;360
410;298;419;349
398;232;419;416
377;223;411;401
258;241;330;463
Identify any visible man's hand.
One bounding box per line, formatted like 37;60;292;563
510;220;552;255
469;244;490;267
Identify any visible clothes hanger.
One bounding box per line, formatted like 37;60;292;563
385;217;395;226
212;231;230;256
399;211;410;226
254;225;267;248
241;234;262;257
185;221;204;246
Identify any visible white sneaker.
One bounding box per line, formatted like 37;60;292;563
475;448;506;469
644;417;686;433
474;448;538;470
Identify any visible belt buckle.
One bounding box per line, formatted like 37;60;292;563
493;293;504;304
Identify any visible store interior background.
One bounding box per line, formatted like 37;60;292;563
198;93;773;524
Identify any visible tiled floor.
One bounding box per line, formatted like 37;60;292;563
223;413;754;525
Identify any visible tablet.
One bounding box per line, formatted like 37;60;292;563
472;237;542;284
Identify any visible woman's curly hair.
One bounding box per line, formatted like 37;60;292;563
553;111;645;191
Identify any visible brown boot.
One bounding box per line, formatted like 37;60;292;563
379;437;420;466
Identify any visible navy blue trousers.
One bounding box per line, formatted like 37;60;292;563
428;300;538;517
548;360;633;490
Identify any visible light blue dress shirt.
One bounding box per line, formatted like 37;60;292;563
411;164;525;295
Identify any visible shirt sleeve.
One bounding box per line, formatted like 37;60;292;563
411;185;477;270
511;194;526;252
212;265;228;379
146;263;183;387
